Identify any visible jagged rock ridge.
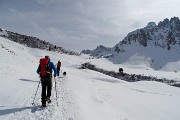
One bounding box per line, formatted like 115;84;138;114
79;62;180;87
81;17;180;71
82;17;180;56
0;28;79;55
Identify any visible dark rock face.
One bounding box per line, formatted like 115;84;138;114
0;28;79;55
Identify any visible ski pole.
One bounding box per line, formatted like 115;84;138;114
54;77;59;106
32;80;41;105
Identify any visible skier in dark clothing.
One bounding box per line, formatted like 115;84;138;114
36;55;57;107
56;60;61;76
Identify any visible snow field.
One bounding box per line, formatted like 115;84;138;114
1;37;180;120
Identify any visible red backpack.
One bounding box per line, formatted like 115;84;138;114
57;61;61;68
40;58;49;77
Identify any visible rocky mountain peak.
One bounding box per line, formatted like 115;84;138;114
146;22;156;29
158;18;170;27
158;17;180;31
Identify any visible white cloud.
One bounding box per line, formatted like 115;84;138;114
35;0;55;6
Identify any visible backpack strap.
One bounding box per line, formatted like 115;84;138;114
47;61;53;73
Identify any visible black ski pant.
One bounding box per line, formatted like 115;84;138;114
41;77;52;104
57;68;60;76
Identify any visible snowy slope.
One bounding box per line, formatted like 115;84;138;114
0;37;180;120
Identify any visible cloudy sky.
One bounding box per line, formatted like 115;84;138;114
0;0;180;52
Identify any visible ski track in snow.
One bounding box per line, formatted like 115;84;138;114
4;76;76;120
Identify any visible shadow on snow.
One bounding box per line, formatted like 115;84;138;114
0;105;44;116
19;79;39;83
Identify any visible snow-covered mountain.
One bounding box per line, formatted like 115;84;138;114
82;17;180;71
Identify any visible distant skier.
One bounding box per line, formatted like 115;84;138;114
36;55;57;107
56;60;61;76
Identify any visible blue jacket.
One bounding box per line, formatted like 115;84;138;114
36;60;57;77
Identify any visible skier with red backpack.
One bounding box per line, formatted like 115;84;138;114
56;60;61;76
36;55;57;107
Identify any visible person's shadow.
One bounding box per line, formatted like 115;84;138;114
0;105;43;115
19;79;39;83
